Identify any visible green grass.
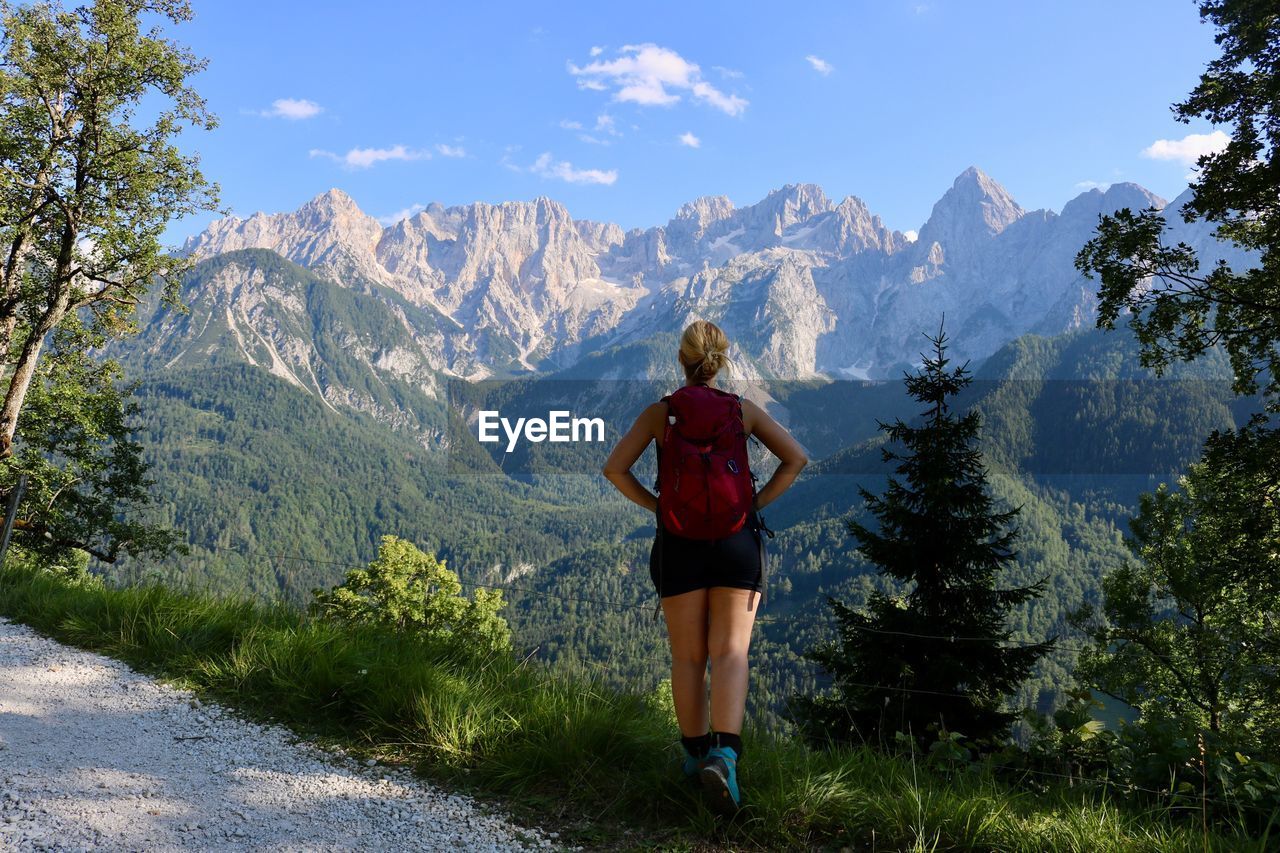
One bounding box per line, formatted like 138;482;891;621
0;563;1270;852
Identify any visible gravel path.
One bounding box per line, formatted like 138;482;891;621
0;618;559;852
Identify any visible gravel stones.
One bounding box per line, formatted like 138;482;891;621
0;618;561;851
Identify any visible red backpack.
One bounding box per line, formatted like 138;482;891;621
656;384;754;539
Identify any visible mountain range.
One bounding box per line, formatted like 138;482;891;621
114;166;1252;445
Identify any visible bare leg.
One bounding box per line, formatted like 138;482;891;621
707;586;758;734
661;588;710;737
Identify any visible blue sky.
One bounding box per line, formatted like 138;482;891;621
162;0;1224;246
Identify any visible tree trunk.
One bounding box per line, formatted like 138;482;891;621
0;314;16;363
0;293;67;458
0;114;59;361
0;213;38;360
0;213;75;459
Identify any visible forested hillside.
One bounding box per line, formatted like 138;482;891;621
107;318;1260;731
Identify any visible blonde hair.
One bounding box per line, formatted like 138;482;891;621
679;320;732;383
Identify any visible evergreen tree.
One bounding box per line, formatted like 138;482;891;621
791;322;1054;748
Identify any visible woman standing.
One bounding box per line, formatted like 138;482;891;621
602;320;808;813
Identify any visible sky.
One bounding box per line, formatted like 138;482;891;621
158;0;1227;247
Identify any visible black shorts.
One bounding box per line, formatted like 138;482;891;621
649;522;764;598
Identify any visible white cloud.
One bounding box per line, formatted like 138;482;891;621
805;55;833;75
568;43;748;116
679;131;701;148
530;151;617;185
377;203;427;226
261;98;323;120
1074;180;1112;191
690;81;746;115
712;65;744;79
589;45;604;56
499;151;523;173
902;230;919;243
1141;130;1229;166
435;143;466;158
309;144;430;169
560;115;622;145
595;114;620;136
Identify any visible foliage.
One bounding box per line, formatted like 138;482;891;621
4;314;181;562
3;541;97;586
791;323;1054;749
1070;416;1280;752
0;561;1265;851
1065;0;1280;832
104;320;1262;734
0;0;220;456
1018;689;1112;782
311;535;511;653
1074;1;1280;410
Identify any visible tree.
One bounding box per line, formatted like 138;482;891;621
1070;0;1280;762
1075;1;1280;410
7;311;180;562
1071;419;1280;751
791;322;1054;749
311;535;512;653
0;0;220;459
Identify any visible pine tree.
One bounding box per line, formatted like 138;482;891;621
792;321;1054;749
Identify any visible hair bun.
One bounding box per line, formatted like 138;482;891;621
679;320;733;382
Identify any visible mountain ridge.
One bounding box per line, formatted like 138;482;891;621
142;167;1252;440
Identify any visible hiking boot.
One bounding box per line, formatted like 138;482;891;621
698;745;740;813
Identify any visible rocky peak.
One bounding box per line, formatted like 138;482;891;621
830;194;898;253
720;182;835;248
305;187;360;213
293;188;383;237
673;195;736;227
757;183;833;228
574;219;625;253
181;187;384;274
918;166;1024;249
1059;182;1167;222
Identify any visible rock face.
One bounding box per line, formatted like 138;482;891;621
187;188;388;286
184;192;643;377
124;248;450;437
146;166;1250;431
917;166;1025;251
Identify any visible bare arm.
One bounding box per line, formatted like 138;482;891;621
601;402;663;513
743;398;808;511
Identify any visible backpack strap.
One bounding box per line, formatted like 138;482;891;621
744;397;774;611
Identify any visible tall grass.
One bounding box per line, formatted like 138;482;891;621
0;564;1267;851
